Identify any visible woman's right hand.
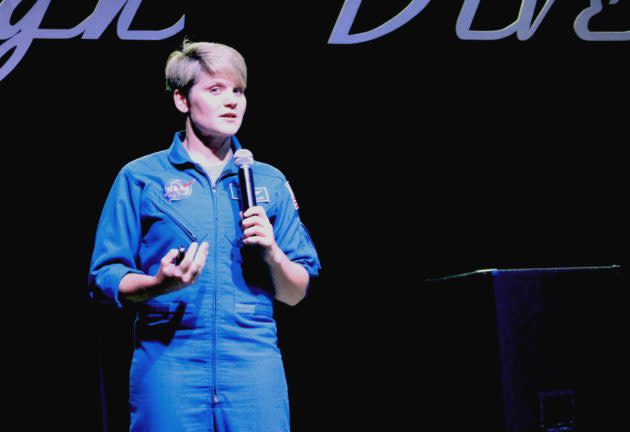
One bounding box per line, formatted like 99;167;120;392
154;242;209;294
119;242;209;303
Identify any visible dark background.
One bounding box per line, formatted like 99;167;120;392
2;1;626;430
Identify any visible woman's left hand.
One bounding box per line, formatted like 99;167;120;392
241;206;279;261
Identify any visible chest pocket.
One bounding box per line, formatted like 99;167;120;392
143;189;203;243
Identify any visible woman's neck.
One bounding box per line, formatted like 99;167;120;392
182;119;233;165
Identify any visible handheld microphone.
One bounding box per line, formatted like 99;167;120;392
234;149;266;273
234;149;256;211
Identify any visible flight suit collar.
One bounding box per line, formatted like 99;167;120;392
167;131;243;177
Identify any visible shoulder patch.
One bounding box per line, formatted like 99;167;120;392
285;181;299;210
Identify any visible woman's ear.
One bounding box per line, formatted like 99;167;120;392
173;89;189;113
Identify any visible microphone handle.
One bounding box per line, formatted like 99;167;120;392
238;165;257;211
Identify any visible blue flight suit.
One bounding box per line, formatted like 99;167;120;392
88;131;321;431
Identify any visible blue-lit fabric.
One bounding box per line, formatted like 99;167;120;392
88;131;321;431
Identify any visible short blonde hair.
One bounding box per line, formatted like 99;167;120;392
165;40;247;94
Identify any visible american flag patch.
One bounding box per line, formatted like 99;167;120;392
285;181;299;210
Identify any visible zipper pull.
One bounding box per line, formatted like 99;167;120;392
213;392;219;405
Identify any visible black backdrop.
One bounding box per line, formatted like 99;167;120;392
1;1;626;430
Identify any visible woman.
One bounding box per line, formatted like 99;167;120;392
88;41;321;431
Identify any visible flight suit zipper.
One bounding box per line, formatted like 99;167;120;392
211;179;219;406
193;164;235;407
190;164;219;406
210;170;238;406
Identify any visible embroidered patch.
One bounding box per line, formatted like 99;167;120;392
228;183;270;203
285;181;299;210
229;182;239;200
164;179;194;202
255;187;270;203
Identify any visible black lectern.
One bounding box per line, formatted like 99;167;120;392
424;266;623;432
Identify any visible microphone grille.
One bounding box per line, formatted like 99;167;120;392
234;149;254;167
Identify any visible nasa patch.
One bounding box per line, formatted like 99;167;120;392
164;179;194;202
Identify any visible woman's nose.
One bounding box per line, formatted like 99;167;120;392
224;92;238;107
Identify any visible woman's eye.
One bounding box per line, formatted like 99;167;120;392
234;88;244;95
209;87;221;94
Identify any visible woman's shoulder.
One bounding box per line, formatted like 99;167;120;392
252;160;287;182
120;149;171;176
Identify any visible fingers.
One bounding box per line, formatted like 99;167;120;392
160;247;184;279
241;207;275;247
177;242;199;271
183;241;209;284
242;227;275;248
241;215;266;229
160;242;208;282
242;225;267;239
241;207;271;231
155;242;208;295
161;248;181;268
242;206;267;219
